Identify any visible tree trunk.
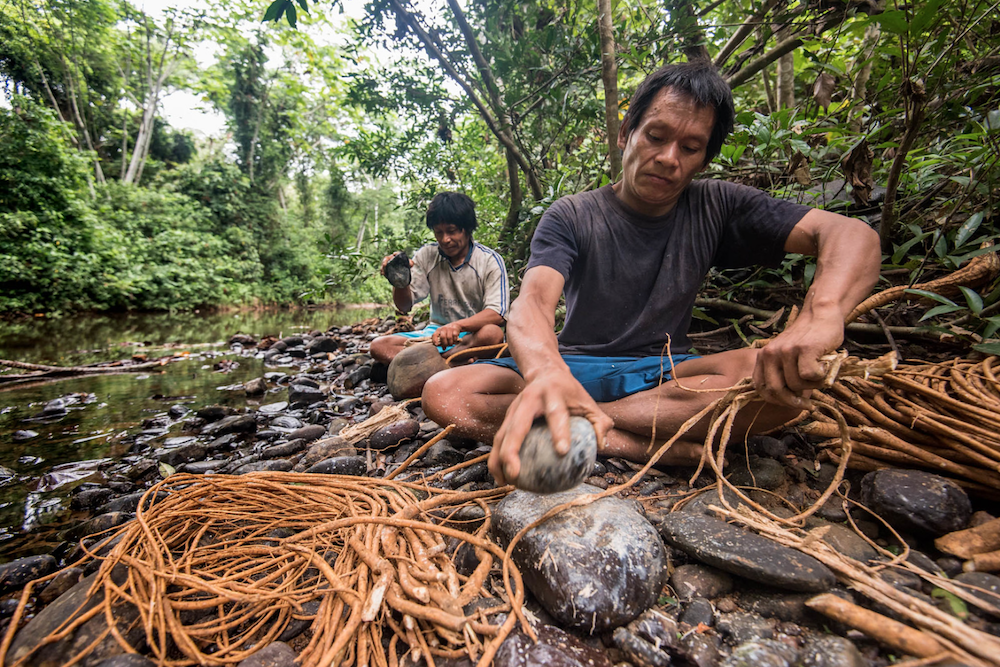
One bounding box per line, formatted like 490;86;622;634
880;79;927;252
849;22;881;132
597;0;621;180
501;146;523;244
775;21;795;108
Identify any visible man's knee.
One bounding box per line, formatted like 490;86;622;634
475;323;505;346
369;335;403;364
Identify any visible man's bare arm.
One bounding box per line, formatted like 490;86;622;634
432;309;505;347
754;208;881;407
490;266;614;484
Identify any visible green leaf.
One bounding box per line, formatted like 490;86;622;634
159;462;176;478
262;0;285;22
955;211;984;247
973;341;1000;355
286;3;298;27
296;0;309;10
919;304;963;321
982;317;1000;339
931;587;968;619
910;0;944;35
875;10;909;34
691;307;718;325
904;289;959;307
959;287;984;314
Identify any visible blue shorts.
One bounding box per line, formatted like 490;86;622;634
396;324;469;354
479;353;699;403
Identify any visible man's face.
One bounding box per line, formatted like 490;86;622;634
433;223;471;263
615;87;715;217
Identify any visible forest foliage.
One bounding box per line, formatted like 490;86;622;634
1;0;998;348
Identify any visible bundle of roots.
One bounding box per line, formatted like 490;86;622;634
1;473;526;667
806;355;1000;498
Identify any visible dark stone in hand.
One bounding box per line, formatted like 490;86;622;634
385;252;411;288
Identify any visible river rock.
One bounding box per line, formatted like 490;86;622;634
233;460;294;475
819;523;878;562
369;419;420;450
306;456;367;476
722;638;797;667
423;440;464;467
492;484;668;632
288;384;324;405
237;641;296;667
612;626;671;667
798;634;866;667
39;566;85;604
671;563;734;600
71;487;115;510
181;460;227;474
61;512;133;541
261;439;307;459
97;490;168;514
93;655;157;667
344;365;371;389
387;344;448;398
152;442;207;466
954;571;1000;615
516;416;597;494
717;611;775;643
301;436;355;466
727;456;786;490
8;568;143;667
658;513;836;593
680;598;715;627
860;469;972;536
271;415;303;429
0;554;57;593
496;622;613;667
12;429;39;442
258;402;288;415
287;424;326;442
244;377;268;396
384;251;411;288
307;336;339;354
196;405;232;421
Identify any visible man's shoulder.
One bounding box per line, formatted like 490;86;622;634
470;243;508;271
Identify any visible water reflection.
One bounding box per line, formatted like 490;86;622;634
0;306;389;560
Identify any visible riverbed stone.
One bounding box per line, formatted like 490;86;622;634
288;384;324;405
798;634;866;667
496;622;613;667
387;343;448;398
233;460;294;475
369;419;419;450
181;460;227;474
307;336;340;354
261;439;307;459
237;641;297;667
244;377;268;396
12;429;39;442
258;402;288;415
492;484;668;633
202;414;256;437
306;456;367;476
8;568;143;667
820;523;878;562
671;563;734;600
423;440;465;467
71;487;115;510
860;469;972;536
287;424;326;442
39;566;85;604
727;456;786;490
0;554;57;593
271;415;303;429
152;442;207;466
97;490;168;514
61;512;133;541
722;638;797;667
954;571;1000;616
680;598;715;627
658;513;836;593
93;655;158;667
196;405;232;421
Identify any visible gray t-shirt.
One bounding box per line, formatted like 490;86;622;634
527;181;811;356
410;242;510;326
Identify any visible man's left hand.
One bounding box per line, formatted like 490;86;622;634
432;322;463;348
752;306;844;409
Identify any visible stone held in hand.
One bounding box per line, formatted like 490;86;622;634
387;343;448;398
515;416;597;494
384;251;411;288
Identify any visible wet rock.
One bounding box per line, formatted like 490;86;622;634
71;487;115;510
97;491;168;514
658;513;836;593
680;632;721;667
8;568;143;667
492;484;668;633
61;512;133;541
244;377;268;396
168;404;190;418
202;414;256;437
278;600;319;642
271;415;304;430
496;622;613;667
196;405;232;421
289;384;324;405
39;566;85;604
384;251;411;288
954;571;1000;615
261;439;307;459
306;456;367;476
93;655;158;667
12;429;39;442
613;626;671;667
516;416;597;494
369;419;420;450
861;469;971;536
727;456;785;490
344;365;371;389
820;523;877;562
307;336;339;354
335;396;361;413
152;442;207;467
301;436;356;467
671;563;734;600
387;344;448;398
37;398;68;418
0;555;57;593
739;590;817;623
233;460;294;475
237;641;296;667
747;434;788;460
680;598;715;627
445;461;491;488
679;487;745;518
287;424;326;442
258;402;288;415
798;634;866;667
423;440;465;467
181;460;227;474
721;638;797;667
717;611;775;643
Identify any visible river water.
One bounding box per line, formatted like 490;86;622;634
0;306;388;562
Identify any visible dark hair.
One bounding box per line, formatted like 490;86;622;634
620;61;735;166
425;192;477;234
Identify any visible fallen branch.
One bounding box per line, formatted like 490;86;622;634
0;357;171;384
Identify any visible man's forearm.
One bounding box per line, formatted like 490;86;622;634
804;219;881;321
392;287;413;313
452;309;505;333
507;295;569;383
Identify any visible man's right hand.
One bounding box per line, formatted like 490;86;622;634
489;366;614;486
379;252;401;276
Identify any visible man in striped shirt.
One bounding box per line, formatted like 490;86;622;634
370;192;510;365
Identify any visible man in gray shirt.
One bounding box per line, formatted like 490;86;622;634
420;62;880;487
